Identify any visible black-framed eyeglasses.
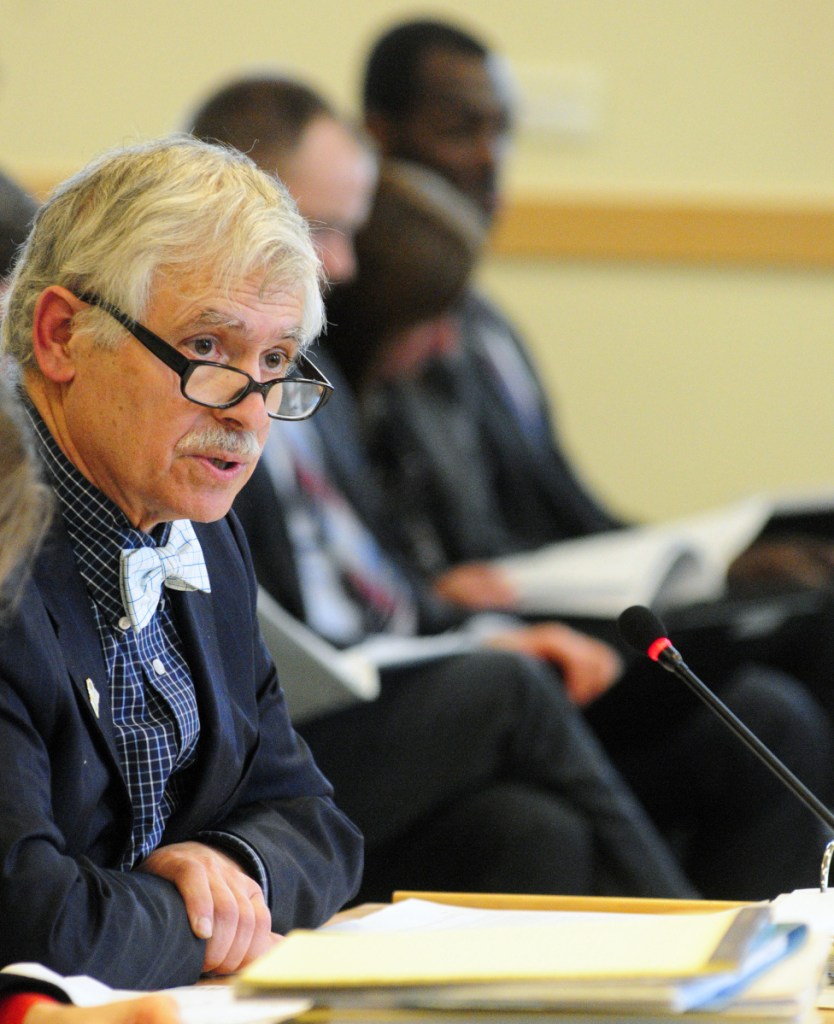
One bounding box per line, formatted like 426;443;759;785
75;291;333;421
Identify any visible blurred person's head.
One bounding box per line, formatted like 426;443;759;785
2;135;325;531
189;75;377;285
362;18;514;221
324;160;486;392
0;169;39;288
0;380;50;589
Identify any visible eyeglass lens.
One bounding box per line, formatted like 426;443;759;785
184;363;325;420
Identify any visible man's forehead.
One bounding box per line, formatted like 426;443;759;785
415;49;514;116
187;306;303;340
288;118;374;181
151;275;305;337
282;122;377;227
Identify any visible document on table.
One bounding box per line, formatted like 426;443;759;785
771;888;834;1003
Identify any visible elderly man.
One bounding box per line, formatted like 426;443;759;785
0;135;362;990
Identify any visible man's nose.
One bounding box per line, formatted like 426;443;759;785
214;388;271;434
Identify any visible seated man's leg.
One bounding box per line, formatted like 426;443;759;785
588;663;832;900
298;648;695;899
357;780;596;902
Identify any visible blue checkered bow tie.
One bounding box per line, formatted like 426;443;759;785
119;520;211;631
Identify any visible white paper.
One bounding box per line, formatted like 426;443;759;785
493;487;834;618
257;586;380;723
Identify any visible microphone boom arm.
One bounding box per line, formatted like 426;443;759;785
657;645;834;836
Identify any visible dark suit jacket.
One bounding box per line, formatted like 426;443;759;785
351;290;622;573
0;509;362;989
459;291;622;548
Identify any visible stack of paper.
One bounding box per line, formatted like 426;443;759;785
236;899;823;1020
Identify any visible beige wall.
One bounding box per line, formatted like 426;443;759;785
2;0;832;520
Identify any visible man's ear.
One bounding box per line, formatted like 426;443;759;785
31;286;85;383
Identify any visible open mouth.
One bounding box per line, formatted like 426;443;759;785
208;457;239;471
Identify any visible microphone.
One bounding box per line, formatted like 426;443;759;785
617;604;834;839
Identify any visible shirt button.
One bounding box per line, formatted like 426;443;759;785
118;616;132;631
152;658;167;676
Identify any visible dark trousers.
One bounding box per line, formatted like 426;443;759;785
585;659;833;900
302;647;833;903
300;648;696;903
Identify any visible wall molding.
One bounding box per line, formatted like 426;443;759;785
22;171;834;269
489;194;834;268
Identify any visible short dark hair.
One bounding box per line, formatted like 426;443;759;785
362;19;488;120
187;75;334;168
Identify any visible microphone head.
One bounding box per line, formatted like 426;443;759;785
617;605;671;660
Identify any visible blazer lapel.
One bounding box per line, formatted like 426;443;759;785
32;523;124;777
168;579;250;833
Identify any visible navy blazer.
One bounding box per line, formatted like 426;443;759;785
0;509;362;989
458;291;622;550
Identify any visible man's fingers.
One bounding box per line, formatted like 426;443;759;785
137;842;274;974
28;994;182;1024
202;879;257;974
206;893;276;974
171;864;215;942
138;848;215;941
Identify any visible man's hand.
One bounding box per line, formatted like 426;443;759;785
137;841;280;975
728;537;834;595
433;562;518;610
27;994;181;1024
487;623;623;707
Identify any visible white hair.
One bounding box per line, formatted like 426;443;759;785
1;134;325;367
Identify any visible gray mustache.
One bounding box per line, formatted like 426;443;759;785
175;425;262;459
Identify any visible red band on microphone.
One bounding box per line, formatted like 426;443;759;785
647;637;673;662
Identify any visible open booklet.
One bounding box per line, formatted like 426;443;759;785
236;898;817;1018
258;588;501;723
494;487;834;620
256;587;381;724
